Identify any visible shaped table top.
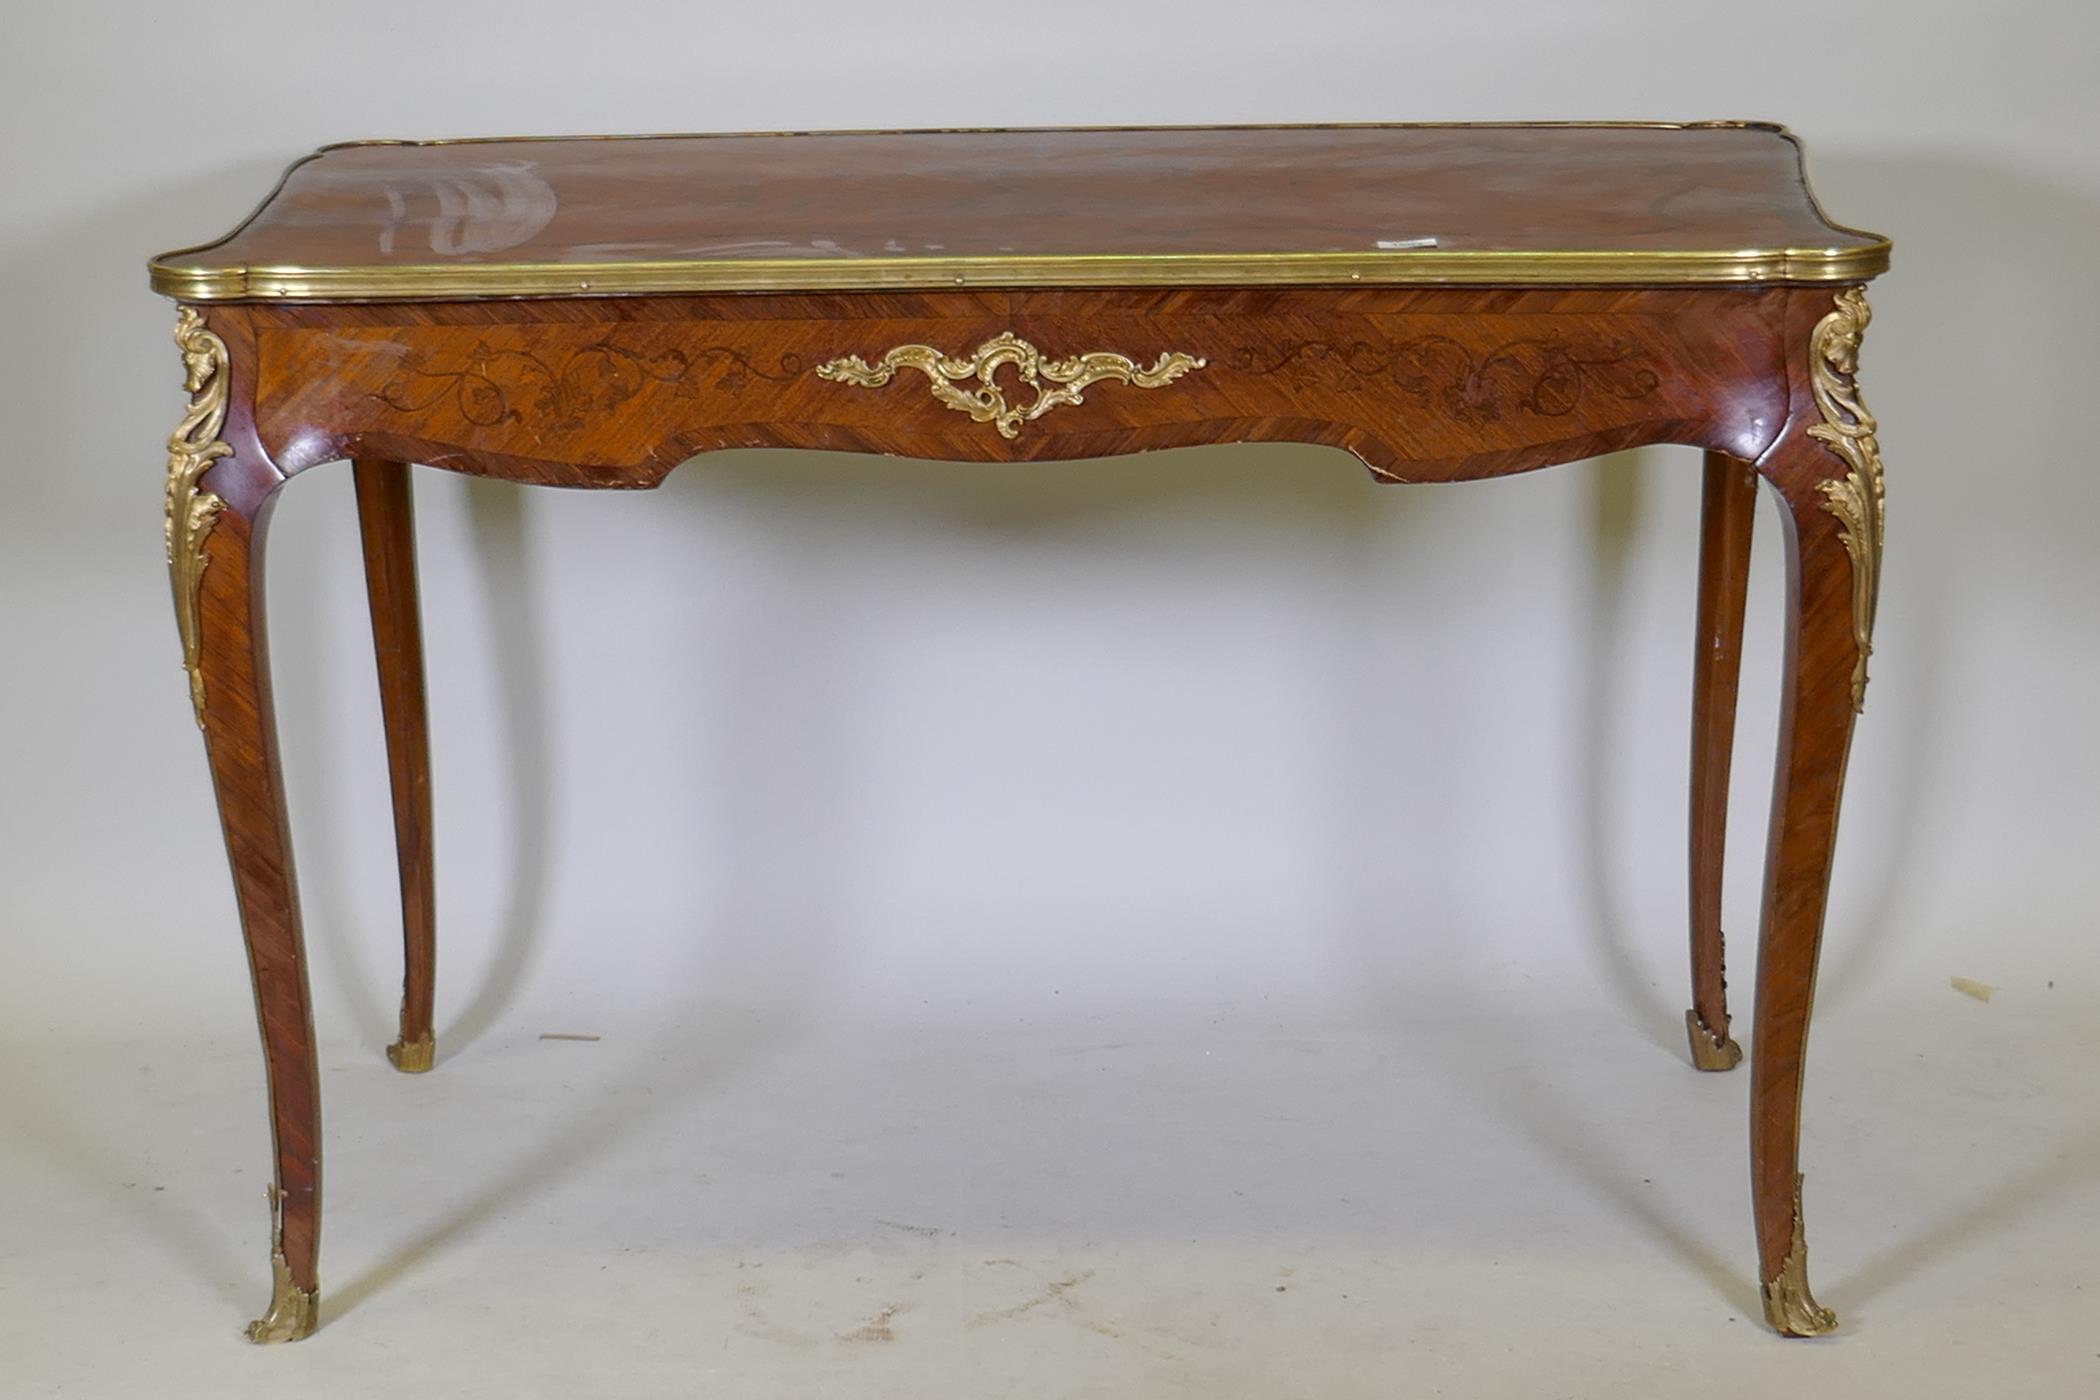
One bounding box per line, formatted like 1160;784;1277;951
151;122;1889;302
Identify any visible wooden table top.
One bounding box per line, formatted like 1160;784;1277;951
151;123;1888;302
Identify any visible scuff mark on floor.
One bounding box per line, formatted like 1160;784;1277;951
967;1267;1097;1327
733;1280;818;1351
841;1301;906;1343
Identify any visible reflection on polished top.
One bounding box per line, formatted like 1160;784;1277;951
150;123;1889;301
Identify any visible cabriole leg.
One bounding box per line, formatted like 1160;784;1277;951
353;458;438;1073
166;308;322;1341
1748;287;1883;1337
1686;450;1756;1070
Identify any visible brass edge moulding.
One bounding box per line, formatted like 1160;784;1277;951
313;119;1799;149
149;244;1893;302
1807;287;1885;713
164;307;231;728
1760;1175;1838;1337
815;332;1205;439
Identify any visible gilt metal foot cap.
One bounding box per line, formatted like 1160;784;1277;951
1761;1272;1838;1337
1762;1176;1838;1337
1684;1009;1743;1071
387;1032;436;1073
245;1250;318;1343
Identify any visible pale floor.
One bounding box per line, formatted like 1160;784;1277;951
3;980;2095;1399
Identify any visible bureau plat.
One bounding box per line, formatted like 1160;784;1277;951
150;122;1890;1342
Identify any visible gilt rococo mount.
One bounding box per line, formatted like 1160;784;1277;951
150;122;1888;1343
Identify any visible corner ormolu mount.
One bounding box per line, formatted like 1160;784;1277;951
164;307;231;728
1807;288;1886;713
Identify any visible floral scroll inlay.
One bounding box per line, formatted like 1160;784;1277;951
165;307;231;728
1806;288;1885;713
371;340;750;431
815;332;1206;439
1234;334;1660;425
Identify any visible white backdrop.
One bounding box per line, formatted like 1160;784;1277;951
2;0;2095;1057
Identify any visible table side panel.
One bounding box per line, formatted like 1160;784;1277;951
243;288;1791;483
